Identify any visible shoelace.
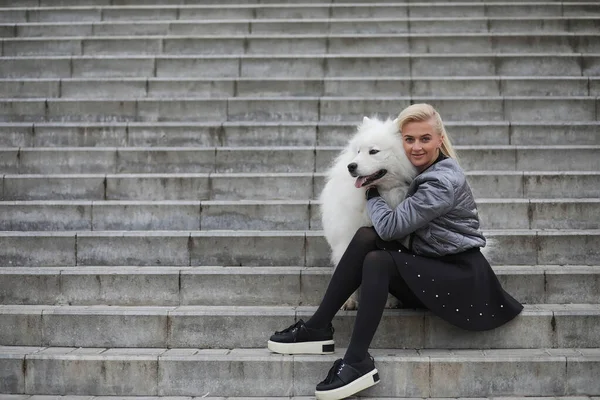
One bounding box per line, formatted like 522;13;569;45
275;320;334;336
275;320;303;335
322;359;345;384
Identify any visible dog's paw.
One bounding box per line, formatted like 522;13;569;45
385;296;401;309
341;298;359;310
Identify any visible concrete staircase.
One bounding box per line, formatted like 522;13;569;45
1;1;600;398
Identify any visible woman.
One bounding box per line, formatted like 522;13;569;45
267;103;523;400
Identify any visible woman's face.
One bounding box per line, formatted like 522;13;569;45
401;120;444;172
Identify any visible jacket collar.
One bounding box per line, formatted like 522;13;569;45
419;151;448;174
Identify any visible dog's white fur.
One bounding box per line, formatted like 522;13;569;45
319;116;417;310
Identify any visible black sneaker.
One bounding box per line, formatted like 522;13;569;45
267;319;335;355
314;355;379;400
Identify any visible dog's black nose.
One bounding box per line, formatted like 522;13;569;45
348;163;357;173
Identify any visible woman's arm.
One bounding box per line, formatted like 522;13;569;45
366;176;456;241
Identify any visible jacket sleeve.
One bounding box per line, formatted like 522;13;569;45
366;175;456;241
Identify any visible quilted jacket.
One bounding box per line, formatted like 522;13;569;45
367;157;486;257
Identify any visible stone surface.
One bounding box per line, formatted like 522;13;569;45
76;232;190;266
0;353;25;393
3;304;598;350
25;353;158;396
41;307;170;348
566;350;600;395
1;1;599;398
0;233;76;267
189;231;305;267
2;266;599;307
180;267;302;306
6;145;600;175
91;201;200;231
429;353;567;397
32;124;127;147
105;174;210;201
0;268;62;305
158;350;294;397
3;175;105;201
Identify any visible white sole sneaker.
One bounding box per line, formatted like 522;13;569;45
267;339;335;355
314;368;380;400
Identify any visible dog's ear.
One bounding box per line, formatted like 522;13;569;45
392;117;401;132
363;116;371;124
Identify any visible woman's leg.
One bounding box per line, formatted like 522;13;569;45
313;250;411;399
343;250;401;363
267;226;381;356
305;226;380;330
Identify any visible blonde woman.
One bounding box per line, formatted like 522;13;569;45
267;104;523;400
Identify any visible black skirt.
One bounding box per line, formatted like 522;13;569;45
376;238;523;332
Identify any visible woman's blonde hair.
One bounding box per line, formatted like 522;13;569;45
396;103;458;161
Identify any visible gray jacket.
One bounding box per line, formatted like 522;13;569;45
367;157;486;257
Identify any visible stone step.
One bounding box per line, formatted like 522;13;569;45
9;0;598;2
2;3;599;22
2;146;600;174
1;304;599;350
1;199;598;231
0;396;442;400
0;395;573;400
0;1;596;399
1;96;599;123
2;54;599;79
5;33;600;57
1;265;598;306
3;171;600;201
1;346;598;397
13;397;570;400
0;229;599;267
3;0;592;4
3;122;600;147
2;17;600;37
3;77;599;98
2;397;600;400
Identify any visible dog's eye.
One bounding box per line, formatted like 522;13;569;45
369;149;379;155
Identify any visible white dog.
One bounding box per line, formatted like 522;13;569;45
319;116;417;310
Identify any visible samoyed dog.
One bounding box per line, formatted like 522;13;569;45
319;116;417;310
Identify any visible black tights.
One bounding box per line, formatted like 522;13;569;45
305;227;423;364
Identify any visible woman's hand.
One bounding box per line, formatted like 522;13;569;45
365;186;380;200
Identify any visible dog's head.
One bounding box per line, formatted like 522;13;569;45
347;116;415;189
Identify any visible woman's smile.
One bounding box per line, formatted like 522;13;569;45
401;120;444;172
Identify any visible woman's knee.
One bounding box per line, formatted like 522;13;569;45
351;226;379;247
362;251;395;278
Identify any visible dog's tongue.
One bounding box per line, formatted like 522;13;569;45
355;176;368;188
